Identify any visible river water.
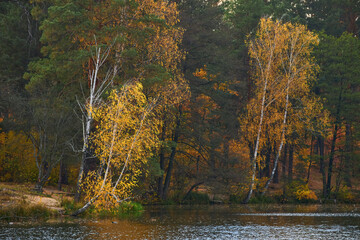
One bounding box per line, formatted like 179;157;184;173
1;204;360;239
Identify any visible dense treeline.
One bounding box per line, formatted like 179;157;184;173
0;0;359;212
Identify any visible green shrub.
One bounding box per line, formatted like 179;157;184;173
96;201;144;218
160;199;176;205
273;193;288;203
336;186;355;203
182;192;210;204
61;198;84;215
229;194;243;204
118;201;143;214
248;194;275;204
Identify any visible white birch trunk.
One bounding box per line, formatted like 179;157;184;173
261;82;289;196
75;41;114;201
244;22;280;203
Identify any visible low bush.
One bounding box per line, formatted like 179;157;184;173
66;199;144;218
182;192;210;204
61;198;84;215
229;194;243;204
336;186;355;203
294;184;318;202
0;202;58;221
248;194;276;204
286;181;318;203
97;201;144;218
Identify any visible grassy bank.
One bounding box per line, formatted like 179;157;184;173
1;182;359;222
0;183;145;221
0;202;59;221
61;198;144;219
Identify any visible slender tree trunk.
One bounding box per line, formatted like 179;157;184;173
72;195;99;216
34;181;44;193
34;166;51;193
306;136;315;184
264;143;271;178
282;144;288;195
246;55;252;102
244;78;268;203
157;121;167;199
318;136;327;197
57;161;68;191
261;81;290;196
326;123;339;198
157;150;165;198
196;155;200;177
344;123;352;187
288;145;294;183
74;157;85;202
223;138;230;169
75;147;91;202
244;21;278;203
273;163;279;184
162;106;182;200
74;45;113;202
335;156;344;194
182;182;204;202
209;146;216;172
273;142;279;183
326;81;343;198
262;139;286;196
58;159;63;191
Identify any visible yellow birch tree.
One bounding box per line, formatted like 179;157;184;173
72;82;160;215
242;17;322;202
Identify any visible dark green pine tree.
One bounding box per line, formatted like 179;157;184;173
26;0;186;196
315;32;360;197
174;0;242;196
305;0;360;36
0;0;40;127
226;0;269;100
20;0;88;192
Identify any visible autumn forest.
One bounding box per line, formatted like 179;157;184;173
1;0;360;215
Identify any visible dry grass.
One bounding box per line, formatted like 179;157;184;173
0;202;59;221
0;182;68;219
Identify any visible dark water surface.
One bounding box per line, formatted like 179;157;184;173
1;204;360;239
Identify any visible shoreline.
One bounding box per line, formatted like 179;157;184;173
1;182;359;223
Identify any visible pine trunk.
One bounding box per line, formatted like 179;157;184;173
344;123;352;187
326;123;338;198
318;136;327;197
162;106;182;200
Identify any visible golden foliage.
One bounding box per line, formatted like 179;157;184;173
73;0;184;78
90;0;188;105
295;184;318;201
193;65;238;96
193;65;217;80
82;82;160;210
0;131;37;182
242;17;326;168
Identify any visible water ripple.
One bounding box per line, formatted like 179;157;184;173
237;212;360;217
